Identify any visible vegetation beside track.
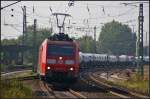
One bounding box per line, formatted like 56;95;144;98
1;64;8;72
0;79;32;98
15;71;35;77
1;63;32;72
1;70;35;80
117;73;149;95
105;73;149;95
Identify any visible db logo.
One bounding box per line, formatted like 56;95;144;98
58;60;63;64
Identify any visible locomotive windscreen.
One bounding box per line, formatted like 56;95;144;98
47;44;74;56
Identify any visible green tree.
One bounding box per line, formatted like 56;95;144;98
98;20;136;55
1;38;20;65
22;25;52;63
1;25;52;65
17;25;52;47
1;38;19;45
76;36;95;53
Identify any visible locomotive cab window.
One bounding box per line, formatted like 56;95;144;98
47;44;74;56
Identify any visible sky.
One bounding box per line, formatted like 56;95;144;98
1;1;149;46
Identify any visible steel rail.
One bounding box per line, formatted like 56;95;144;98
69;89;87;98
90;72;149;98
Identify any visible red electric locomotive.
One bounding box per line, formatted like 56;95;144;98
38;33;79;82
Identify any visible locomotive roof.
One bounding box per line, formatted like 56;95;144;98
40;39;78;49
47;39;76;44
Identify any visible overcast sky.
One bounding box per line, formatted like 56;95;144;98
1;1;149;46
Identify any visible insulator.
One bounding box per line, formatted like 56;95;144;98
11;9;14;11
48;33;73;41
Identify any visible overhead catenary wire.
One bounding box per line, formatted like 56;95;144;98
2;1;149;40
1;1;21;10
2;10;138;37
80;1;149;8
1;2;142;22
24;5;149;20
88;7;137;20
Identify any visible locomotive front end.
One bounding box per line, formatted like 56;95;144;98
45;41;79;81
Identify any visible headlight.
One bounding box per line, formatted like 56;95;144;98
47;66;51;70
65;60;74;65
70;67;74;71
47;59;56;64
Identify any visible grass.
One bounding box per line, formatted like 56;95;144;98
0;79;32;98
1;64;8;72
105;92;114;96
117;73;149;95
14;71;35;78
104;73;149;95
29;71;35;75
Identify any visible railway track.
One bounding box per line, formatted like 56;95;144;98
1;75;38;81
1;70;37;80
35;68;139;98
88;72;133;98
38;80;86;98
1;70;32;76
1;67;148;98
68;72;119;98
1;65;32;73
1;69;86;98
89;71;149;98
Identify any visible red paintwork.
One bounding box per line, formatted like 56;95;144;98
38;39;79;78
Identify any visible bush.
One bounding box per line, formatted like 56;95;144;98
118;73;149;95
0;79;32;98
